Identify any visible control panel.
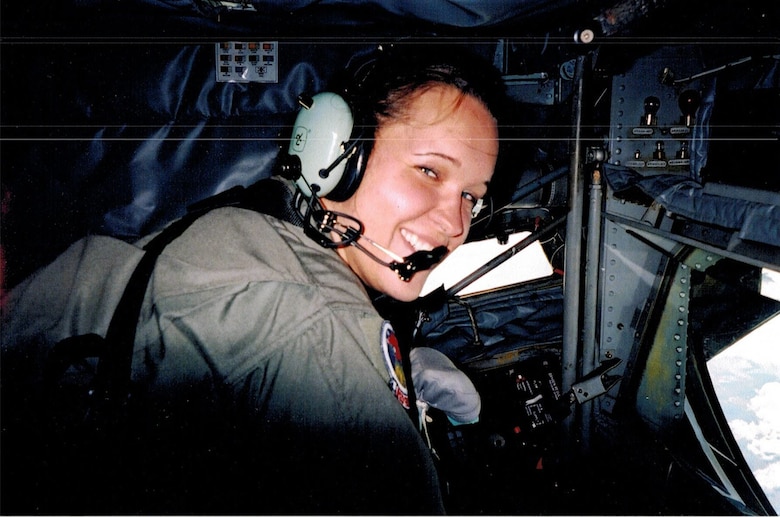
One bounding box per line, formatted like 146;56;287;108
608;47;707;179
215;41;278;83
428;349;564;514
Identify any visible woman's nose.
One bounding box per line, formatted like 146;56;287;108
431;193;466;238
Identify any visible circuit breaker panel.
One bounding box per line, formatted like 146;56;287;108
216;41;279;83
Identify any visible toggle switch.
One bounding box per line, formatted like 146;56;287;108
668;140;691;168
653;140;666;160
676;141;689;160
632;96;661;136
678;90;701;127
626;148;646;168
643;96;661;126
646;140;668;168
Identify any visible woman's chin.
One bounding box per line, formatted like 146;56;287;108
377;272;429;302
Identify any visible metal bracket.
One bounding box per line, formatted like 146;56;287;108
504;73;557;105
570;357;622;405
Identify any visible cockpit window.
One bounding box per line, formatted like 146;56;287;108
707;269;780;512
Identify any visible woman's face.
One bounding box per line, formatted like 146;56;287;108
323;85;499;301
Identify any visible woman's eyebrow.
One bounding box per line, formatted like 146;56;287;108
413;151;462;168
414;151;491;190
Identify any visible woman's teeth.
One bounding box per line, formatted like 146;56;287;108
401;229;433;252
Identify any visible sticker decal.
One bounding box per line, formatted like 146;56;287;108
381;320;410;409
291;125;308;152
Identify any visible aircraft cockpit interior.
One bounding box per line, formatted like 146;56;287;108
2;0;778;514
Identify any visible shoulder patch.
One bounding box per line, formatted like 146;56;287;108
380;320;410;409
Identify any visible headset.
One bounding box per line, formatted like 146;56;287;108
276;91;370;202
274;90;446;281
274;48;484;282
276;45;382;201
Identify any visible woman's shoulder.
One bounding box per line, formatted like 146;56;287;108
156;207;368;306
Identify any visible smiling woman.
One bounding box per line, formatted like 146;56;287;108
0;43;506;514
323;85;499;302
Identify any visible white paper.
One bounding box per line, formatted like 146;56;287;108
420;231;554;297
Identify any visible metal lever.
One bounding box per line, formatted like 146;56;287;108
569;357;622;405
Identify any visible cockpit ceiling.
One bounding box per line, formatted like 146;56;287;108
2;0;778;39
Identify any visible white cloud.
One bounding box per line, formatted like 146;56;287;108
744;382;780;461
709;314;780;512
755;461;780;513
722;372;780;466
708;317;780;385
755;460;780;491
761;268;780;302
749;382;780;426
728;418;753;443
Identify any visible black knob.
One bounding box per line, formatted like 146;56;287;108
643;96;661;126
645;96;661;114
276;153;301;180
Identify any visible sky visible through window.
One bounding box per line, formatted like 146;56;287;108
708;310;780;513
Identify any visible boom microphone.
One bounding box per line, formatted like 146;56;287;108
390;247;448;282
294;192;447;281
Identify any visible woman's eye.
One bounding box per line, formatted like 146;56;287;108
462;191;478;205
420;166;438;179
463;194;485;218
418;166;485;218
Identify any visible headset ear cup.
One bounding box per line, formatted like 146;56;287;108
325;138;372;202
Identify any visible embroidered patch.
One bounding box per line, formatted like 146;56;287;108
380;320;409;409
